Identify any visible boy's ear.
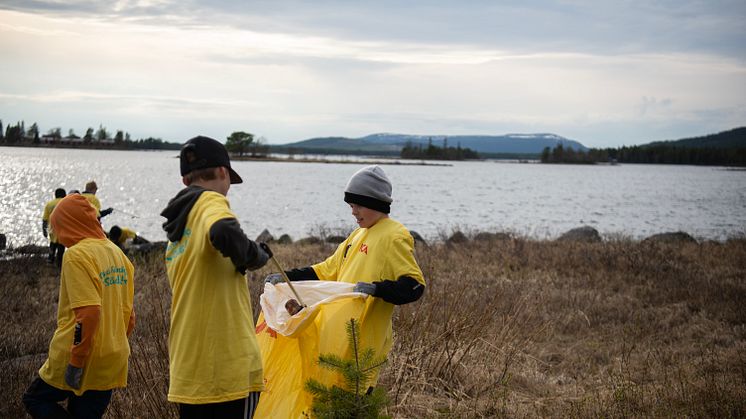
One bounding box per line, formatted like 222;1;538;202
182;176;191;186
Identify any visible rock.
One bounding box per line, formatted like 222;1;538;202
558;226;601;243
297;236;323;246
256;229;274;243
447;231;469;245
409;230;427;246
0;234;5;250
474;232;512;242
277;234;293;244
325;236;346;244
128;241;167;255
644;231;697;244
12;244;47;254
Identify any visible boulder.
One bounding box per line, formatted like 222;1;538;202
409;230;427;246
644;231;697;244
558;226;601;243
297;236;323;246
256;229;274;243
325;236;346;244
474;232;512;242
277;234;293;245
447;231;469;245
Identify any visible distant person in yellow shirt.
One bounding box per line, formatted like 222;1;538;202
42;187;66;266
261;165;426;406
160;136;271;418
108;225;150;251
82;181;113;218
22;194;135;419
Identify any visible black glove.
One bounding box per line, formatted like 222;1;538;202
65;364;83;389
259;242;273;259
100;207;114;217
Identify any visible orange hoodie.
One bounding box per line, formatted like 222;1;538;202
50;194;106;248
49;194;110;369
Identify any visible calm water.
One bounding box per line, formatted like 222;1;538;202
1;146;745;246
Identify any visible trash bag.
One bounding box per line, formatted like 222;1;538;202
254;281;368;419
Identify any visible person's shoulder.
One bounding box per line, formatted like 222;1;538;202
379;217;411;236
197;190;230;206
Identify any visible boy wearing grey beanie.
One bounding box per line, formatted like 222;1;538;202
263;165;425;391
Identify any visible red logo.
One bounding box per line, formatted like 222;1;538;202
360;244;368;254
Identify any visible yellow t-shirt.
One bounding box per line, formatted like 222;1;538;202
312;217;424;365
82;193;101;215
38;238;135;395
42;197;63;243
165;191;264;404
117;227;137;246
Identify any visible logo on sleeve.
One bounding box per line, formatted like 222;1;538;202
360;244;368;255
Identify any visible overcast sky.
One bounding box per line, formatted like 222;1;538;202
1;0;744;147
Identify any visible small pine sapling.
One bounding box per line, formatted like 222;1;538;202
304;318;390;419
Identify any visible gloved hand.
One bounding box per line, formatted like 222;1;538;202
353;282;377;296
264;273;284;285
100;208;114;217
65;364;83;389
259;242;273;259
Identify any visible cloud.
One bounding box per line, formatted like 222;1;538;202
0;2;744;147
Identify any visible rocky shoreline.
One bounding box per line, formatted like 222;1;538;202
1;226;736;261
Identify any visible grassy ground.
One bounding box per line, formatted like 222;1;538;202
1;236;745;418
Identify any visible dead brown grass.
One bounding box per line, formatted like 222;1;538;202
1;237;745;418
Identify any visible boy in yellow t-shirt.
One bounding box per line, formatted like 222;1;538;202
82;181;113;218
41;187;66;266
160;136;271;418
23;193;135;419
262;165;426;395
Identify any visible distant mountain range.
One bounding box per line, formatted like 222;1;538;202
273;133;588;157
642;127;746;149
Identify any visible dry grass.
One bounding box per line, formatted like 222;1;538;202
1;237;745;418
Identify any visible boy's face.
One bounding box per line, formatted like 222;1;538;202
349;203;386;229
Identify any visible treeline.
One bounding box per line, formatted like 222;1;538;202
401;138;479;160
541;144;746;166
540;144;602;164
0;119;181;150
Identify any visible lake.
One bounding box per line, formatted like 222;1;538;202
1;146;745;246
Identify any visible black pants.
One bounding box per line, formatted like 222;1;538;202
22;376;112;419
49;242;65;266
179;392;261;419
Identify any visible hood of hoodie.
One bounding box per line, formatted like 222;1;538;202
161;185;207;242
51;194;106;247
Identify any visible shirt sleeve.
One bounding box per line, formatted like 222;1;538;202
386;235;425;285
63;252;102;309
311;239;350;281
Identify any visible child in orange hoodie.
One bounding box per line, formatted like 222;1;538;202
22;194;135;419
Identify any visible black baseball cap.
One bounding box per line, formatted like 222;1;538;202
180;136;243;184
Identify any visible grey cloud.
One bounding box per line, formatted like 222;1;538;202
3;0;744;57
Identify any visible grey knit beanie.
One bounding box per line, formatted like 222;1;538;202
343;165;393;213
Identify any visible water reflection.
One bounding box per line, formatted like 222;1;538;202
1;146;745;246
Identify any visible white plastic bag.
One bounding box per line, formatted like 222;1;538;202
260;281;365;337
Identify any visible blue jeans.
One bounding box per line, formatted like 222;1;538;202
22;376;113;419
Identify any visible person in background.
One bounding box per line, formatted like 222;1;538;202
82;181;113;218
263;165;426;393
42;187;66;266
160;136;271;419
22;194;136;419
108;225;150;251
